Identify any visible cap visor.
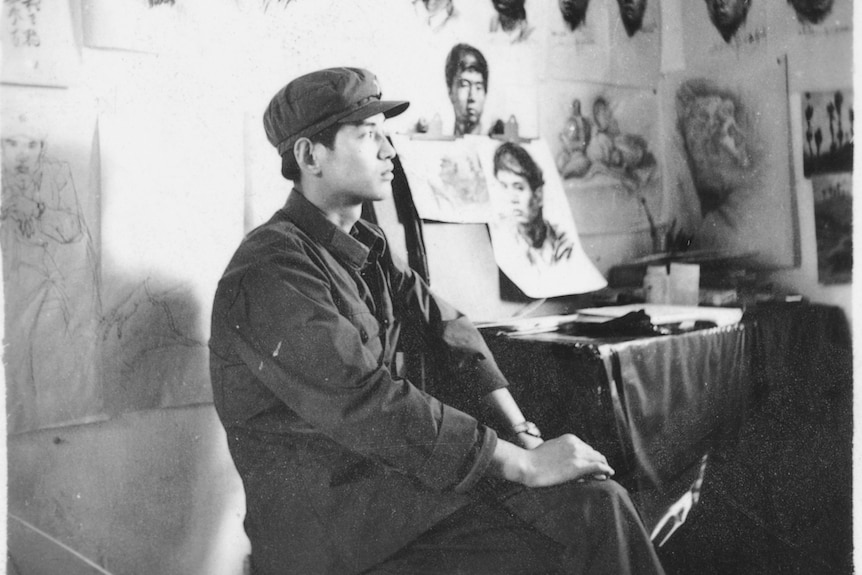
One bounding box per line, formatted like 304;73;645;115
339;100;410;124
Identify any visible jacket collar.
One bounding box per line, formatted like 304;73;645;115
279;189;386;270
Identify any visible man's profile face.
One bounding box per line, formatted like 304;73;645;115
2;135;44;176
617;0;646;35
496;168;541;227
449;66;486;135
314;114;397;205
704;0;751;41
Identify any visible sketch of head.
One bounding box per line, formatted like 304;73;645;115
445;44;488;136
2;135;45;177
492;0;526;20
1;116;46;177
787;0;834;24
493;142;545;229
677;80;753;215
617;0;647;36
704;0;751;42
558;0;590;30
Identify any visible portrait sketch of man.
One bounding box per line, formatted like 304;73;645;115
704;0;751;42
558;0;591;31
478;138;606;297
616;0;647;37
665;63;798;269
412;0;457;32
489;0;533;43
445;43;489;136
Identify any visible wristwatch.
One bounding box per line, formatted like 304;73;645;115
511;421;542;439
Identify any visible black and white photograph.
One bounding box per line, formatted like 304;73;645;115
2;1;855;574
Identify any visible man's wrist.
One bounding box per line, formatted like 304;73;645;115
511;420;541;439
489;438;530;485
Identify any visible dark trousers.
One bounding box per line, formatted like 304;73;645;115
362;479;666;575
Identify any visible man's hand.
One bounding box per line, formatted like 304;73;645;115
490;434;614;488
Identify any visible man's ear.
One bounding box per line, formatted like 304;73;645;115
294;137;321;175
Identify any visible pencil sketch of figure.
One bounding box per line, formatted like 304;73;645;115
704;0;751;42
558;0;591;31
413;0;458;32
489;0;534;43
1;114;101;433
493;142;573;266
788;0;834;25
428;152;489;213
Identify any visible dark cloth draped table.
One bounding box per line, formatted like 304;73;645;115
480;303;852;574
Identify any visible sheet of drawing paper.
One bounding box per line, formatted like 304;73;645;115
662;57;798;269
391;135;493;224
97;57;243;413
607;0;661;87
476;136;607;298
539;81;663;235
1;87;101;433
681;0;770;70
781;0;853;90
82;0;235;53
542;0;611;82
1;0;78;87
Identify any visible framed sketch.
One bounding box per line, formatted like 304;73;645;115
811;173;852;284
800;89;853;178
476;137;607;298
662;57;798;269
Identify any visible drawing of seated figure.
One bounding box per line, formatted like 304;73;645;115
561;97;657;191
1;115;102;432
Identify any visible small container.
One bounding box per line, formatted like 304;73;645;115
669;263;700;306
643;265;670;304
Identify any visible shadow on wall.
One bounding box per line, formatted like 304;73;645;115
100;275;212;416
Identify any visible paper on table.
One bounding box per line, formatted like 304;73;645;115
576;304;743;327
